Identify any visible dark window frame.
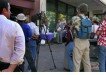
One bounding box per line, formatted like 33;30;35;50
46;0;76;31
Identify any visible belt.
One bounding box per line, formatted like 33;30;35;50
0;61;10;71
0;61;21;72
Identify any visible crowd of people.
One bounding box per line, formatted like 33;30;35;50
0;0;39;72
56;3;106;72
1;0;106;72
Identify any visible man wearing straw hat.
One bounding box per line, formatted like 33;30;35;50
16;13;37;72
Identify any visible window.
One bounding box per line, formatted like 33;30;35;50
46;0;56;32
67;5;76;20
58;2;67;20
46;0;76;32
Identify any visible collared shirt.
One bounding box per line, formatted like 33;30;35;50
0;15;25;64
28;22;39;35
97;20;106;46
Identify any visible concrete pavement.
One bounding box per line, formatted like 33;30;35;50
36;43;99;72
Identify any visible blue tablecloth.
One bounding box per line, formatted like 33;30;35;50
40;33;54;41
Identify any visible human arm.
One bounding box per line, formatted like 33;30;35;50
5;22;25;72
30;23;40;40
2;64;17;72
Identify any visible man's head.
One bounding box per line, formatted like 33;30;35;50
77;3;88;15
0;0;11;18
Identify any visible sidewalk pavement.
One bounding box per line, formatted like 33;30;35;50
37;43;99;72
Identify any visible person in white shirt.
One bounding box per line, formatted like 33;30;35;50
56;20;66;44
91;16;99;39
0;0;25;72
41;20;49;34
28;15;40;62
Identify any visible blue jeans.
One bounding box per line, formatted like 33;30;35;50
20;42;37;72
28;39;37;61
98;45;106;72
57;31;63;43
66;42;74;72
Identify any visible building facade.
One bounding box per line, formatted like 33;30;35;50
47;0;106;31
9;0;106;31
9;0;40;16
46;0;76;32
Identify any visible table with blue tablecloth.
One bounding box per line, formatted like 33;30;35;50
40;33;54;41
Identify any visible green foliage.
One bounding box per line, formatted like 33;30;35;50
46;11;56;32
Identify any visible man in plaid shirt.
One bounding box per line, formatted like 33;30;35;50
96;11;106;72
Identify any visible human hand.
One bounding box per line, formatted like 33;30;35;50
2;68;14;72
2;64;17;72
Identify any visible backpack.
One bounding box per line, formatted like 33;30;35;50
64;25;74;45
76;17;92;39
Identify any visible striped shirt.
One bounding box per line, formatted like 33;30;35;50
0;15;25;64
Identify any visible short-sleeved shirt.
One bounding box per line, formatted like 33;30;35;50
0;15;25;64
97;20;106;46
28;22;39;35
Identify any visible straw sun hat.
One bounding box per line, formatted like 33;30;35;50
16;13;27;21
